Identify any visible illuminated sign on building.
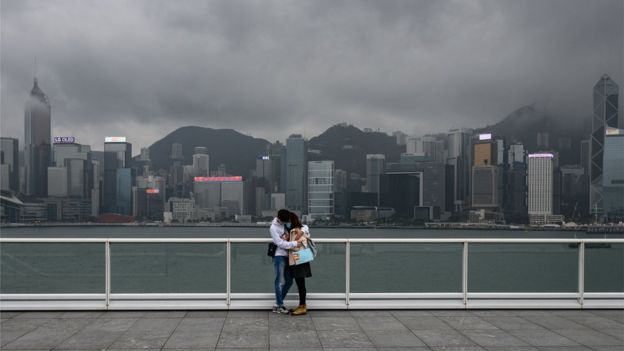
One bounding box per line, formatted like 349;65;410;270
606;127;622;136
260;156;270;160
479;133;492;141
194;176;243;182
53;136;76;144
146;188;160;194
104;136;127;143
528;153;554;158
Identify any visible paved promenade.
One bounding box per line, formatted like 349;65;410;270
1;309;623;350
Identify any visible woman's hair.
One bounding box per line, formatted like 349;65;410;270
288;212;303;229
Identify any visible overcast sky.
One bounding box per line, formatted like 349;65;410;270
1;0;622;151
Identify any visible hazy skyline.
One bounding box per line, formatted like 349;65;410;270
1;0;623;150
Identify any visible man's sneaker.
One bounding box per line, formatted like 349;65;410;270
276;306;289;314
272;305;280;313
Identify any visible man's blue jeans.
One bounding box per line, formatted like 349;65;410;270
273;255;293;307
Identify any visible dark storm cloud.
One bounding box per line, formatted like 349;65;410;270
1;0;622;150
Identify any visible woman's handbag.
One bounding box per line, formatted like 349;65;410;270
267;243;277;257
292;246;314;265
307;237;318;257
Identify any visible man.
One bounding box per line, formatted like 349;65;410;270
270;209;301;313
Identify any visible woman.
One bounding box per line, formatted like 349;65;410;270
287;212;312;316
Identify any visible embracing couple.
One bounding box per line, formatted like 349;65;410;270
269;209;313;315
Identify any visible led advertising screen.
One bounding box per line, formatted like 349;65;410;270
194;176;243;182
53;136;76;144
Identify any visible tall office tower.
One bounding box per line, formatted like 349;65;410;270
471;133;503;210
504;143;528;223
537;132;550;148
392;131;408;146
528;153;554;220
308;161;335;219
171;143;184;197
418;136;445;162
254;155;273;215
365;154;385;196
0;138;19;192
192;146;209;177
268;141;286;192
602;128;624;221
53;142;90;166
137;147;151;176
134;175;166;220
24;78;51;197
560;165;588;221
115;168;134;215
103;137;132;213
446;129;472;212
91;159;100;216
580;139;590;175
590;74;619;217
52;141;92;199
285;134;307;213
194;176;244;216
47;167;68;197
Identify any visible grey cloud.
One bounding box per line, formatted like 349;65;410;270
1;0;622;151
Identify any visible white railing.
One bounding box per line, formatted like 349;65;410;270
1;237;623;310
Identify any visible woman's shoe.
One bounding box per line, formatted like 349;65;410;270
288;305;301;313
291;304;307;316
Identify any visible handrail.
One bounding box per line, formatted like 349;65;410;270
1;237;623;243
1;237;622;311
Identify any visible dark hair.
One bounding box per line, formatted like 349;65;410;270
289;212;303;229
277;209;290;222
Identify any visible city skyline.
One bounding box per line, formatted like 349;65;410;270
1;0;623;150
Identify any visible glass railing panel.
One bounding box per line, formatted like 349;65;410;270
230;243;345;293
468;243;578;292
585;243;624;292
110;243;226;293
0;243;104;293
350;243;463;293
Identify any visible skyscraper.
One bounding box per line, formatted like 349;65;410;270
470;133;503;211
446;129;472;213
285;134;307;213
0;137;19;193
365;154;385;195
192;146;209;177
590;74;619;217
602;128;624;221
103;137;132;213
528;153;554;219
171;143;184;197
308;161;335;219
24;78;51;197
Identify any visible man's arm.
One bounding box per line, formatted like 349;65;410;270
270;224;297;249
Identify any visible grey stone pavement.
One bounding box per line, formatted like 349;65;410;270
0;309;623;351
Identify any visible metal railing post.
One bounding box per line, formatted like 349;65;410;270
345;240;351;307
226;240;231;308
462;241;468;308
578;241;585;308
105;241;111;310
